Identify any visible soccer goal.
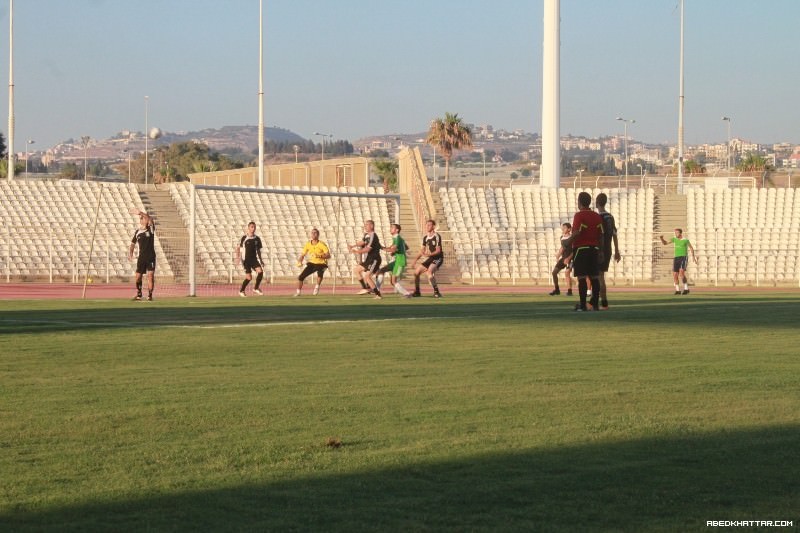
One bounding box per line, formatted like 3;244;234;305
182;184;401;297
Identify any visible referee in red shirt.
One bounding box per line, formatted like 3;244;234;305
567;191;605;311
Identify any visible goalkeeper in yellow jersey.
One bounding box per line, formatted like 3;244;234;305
295;228;331;296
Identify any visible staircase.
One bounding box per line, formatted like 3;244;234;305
653;193;687;284
138;188;205;282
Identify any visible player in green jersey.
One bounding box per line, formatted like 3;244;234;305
660;228;697;295
376;223;412;298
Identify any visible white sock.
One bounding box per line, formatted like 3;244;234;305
683;283;688;290
675;284;680;291
295;288;301;295
376;274;383;290
395;281;409;296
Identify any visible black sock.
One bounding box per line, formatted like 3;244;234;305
578;278;587;308
552;273;559;291
430;278;440;293
136;280;142;294
240;279;250;292
359;279;368;289
415;275;421;291
255;272;263;289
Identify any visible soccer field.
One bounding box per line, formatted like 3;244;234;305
1;292;798;532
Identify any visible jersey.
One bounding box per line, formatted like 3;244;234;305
131;222;156;261
239;234;263;264
360;232;382;263
422;232;443;258
571;209;604;249
302;240;329;265
599;212;617;256
391;235;408;267
671;237;691;257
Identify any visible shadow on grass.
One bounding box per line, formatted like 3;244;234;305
2;425;798;532
1;294;799;334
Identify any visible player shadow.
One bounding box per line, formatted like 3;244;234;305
1;294;798;334
2;424;797;531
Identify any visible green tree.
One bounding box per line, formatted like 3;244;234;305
371;159;398;193
426;112;473;185
736;153;770;172
0;131;6;159
683;159;706;174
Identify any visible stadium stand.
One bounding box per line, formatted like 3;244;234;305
0;180;173;281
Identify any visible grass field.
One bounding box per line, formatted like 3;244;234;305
1;292;799;532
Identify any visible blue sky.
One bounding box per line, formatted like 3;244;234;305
1;0;798;149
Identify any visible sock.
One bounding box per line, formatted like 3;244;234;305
395;281;409;295
684;283;689;290
675;284;680;291
589;277;599;307
414;275;421;292
255;272;263;289
578;278;588;308
552;273;559;291
430;277;440;294
295;288;301;295
376;274;383;290
136;280;142;294
241;278;250;292
359;279;368;289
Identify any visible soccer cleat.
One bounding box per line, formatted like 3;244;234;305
253;288;263;295
133;294;142;301
600;300;609;310
412;291;422;297
573;304;587;312
357;289;371;295
566;289;573;296
312;285;320;296
433;292;442;298
402;293;413;299
239;291;246;297
373;291;382;299
548;290;560;296
146;295;153;301
682;289;689;295
674;290;681;295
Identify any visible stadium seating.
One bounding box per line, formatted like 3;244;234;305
0;180;173;280
441;186;655;284
169;184;391;282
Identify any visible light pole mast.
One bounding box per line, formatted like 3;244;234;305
257;0;265;188
541;0;560;188
144;96;149;185
7;0;15;181
677;0;685;192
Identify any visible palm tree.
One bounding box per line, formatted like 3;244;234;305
372;159;398;193
736;153;769;172
425;112;473;186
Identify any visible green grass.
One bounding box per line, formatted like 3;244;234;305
1;292;799;531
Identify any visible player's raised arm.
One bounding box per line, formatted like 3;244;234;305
659;235;668;245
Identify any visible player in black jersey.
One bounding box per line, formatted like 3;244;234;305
129;209;156;301
351;219;383;298
549;222;574;296
235;221;265;297
595;193;621;309
412;219;444;298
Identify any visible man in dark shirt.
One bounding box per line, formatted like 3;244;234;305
412;219;444;298
567;192;604;311
129;209;156;301
236;221;265;297
352;219;383;298
596;193;621;309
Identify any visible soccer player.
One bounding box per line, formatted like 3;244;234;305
128;209;156;301
660;228;697;295
235;221;265;297
567;191;604;311
376;223;412;298
351;219;382;298
596;193;621;309
412;219;444;298
549;222;574;296
295;228;330;296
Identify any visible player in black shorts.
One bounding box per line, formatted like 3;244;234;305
235;221;265;297
595;193;621;309
129;209;156;301
549;222;574;296
412;219;444;298
351;219;383;298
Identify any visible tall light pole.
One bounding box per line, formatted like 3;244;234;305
722;116;732;171
293;144;299;163
313;132;332;160
81;136;90;181
616;117;635;185
144;96;149;185
7;0;15;181
25;139;34;175
257;0;265;188
677;0;685;192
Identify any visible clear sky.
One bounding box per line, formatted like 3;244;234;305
1;0;798;150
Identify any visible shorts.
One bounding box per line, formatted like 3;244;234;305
360;255;381;275
299;263;327;281
378;261;395;275
421;255;444;270
600;248;612;272
673;256;689;273
136;256;156;274
571;247;599;278
243;258;263;274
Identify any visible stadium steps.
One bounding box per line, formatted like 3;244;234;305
428;191;458;284
138;189;208;282
653;192;688;284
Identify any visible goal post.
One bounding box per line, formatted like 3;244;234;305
186;184;401;297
